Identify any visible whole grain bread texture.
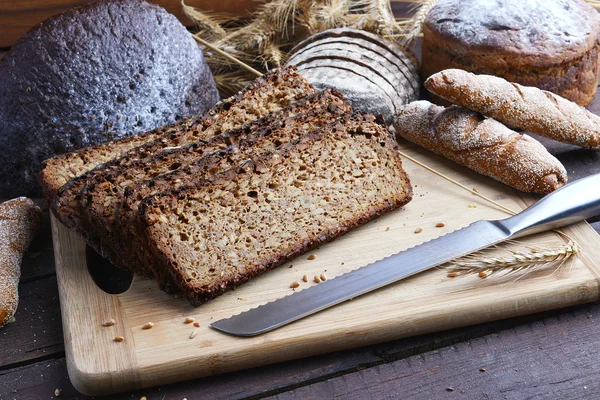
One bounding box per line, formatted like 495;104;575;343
422;0;600;106
87;90;350;277
0;198;43;327
50;66;315;264
117;91;351;288
394;101;567;194
140;113;413;305
2;0;219;197
424;69;600;150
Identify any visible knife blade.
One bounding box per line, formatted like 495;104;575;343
211;173;600;337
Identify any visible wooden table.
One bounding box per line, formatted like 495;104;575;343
3;6;600;400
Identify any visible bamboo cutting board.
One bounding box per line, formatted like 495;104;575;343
51;141;600;396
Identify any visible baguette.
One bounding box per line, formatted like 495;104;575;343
394;101;567;194
424;69;600;149
89;90;349;277
0;198;43;327
141;113;412;305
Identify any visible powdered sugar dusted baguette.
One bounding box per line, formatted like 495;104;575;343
394;101;567;194
0;198;43;327
424;69;600;150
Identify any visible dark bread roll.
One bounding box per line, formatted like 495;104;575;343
0;0;219;197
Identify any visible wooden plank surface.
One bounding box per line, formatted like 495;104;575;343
50;136;600;395
0;0;259;48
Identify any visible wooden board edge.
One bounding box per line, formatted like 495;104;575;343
51;215;143;396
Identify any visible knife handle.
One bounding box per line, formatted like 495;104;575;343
499;173;600;238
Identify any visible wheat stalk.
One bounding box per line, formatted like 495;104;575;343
445;240;580;278
181;0;227;40
586;0;600;9
212;70;255;97
393;0;438;45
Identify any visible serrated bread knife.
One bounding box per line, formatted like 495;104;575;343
211;173;600;337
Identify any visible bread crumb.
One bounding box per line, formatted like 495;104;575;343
414;227;423;234
103;319;116;327
447;272;458;278
54;388;61;397
479;367;486;372
436;222;445;228
385;226;390;231
446;387;454;392
189;330;198;339
193;322;200;328
468;203;477;208
308;254;317;260
479;271;487;278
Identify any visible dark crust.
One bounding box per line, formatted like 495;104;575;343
1;0;219;197
140;113;413;306
117;91;351;291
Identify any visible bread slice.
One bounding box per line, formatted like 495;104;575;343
84;90;349;276
41;66;312;203
140;113;413;305
113;90;351;287
40;129;166;201
51;66;315;261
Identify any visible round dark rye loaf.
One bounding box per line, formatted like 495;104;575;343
0;0;219;197
422;0;600;106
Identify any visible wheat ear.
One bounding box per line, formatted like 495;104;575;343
446;240;580;278
586;0;600;10
392;0;439;45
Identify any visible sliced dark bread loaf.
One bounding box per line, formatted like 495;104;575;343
114;90;351;287
85;90;349;275
42;66;310;202
51;67;315;260
140;113;413;305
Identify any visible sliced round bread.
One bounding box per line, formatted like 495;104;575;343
286;28;420;123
